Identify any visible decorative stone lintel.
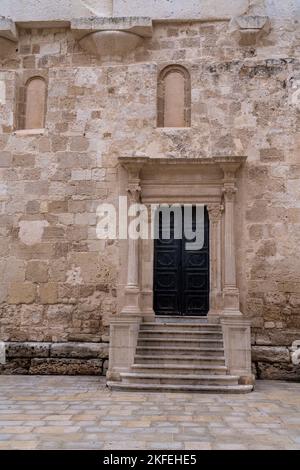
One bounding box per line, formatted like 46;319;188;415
230;15;271;46
119;155;247;168
71;16;153;40
0;18;18;42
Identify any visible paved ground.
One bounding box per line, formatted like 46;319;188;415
0;376;299;450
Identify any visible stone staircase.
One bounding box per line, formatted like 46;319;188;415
107;320;253;393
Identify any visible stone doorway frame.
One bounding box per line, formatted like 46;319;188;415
107;156;252;384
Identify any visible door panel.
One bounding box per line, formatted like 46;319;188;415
153;206;209;316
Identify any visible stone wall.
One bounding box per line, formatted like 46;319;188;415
0;16;300;378
0;341;108;375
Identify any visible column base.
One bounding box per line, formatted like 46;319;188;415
223;309;243;317
223;287;240;312
107;314;141;382
120;285;141;315
207;310;221;324
140;289;155;322
221;316;252;380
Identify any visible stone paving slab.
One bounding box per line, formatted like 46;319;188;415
0;376;299;450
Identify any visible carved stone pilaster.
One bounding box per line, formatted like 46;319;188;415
219;161;243;316
121;162;143;315
140;203;155;321
222;183;238;297
207;203;224;321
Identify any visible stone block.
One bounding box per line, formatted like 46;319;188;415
70;136;89;152
8;282;36;304
68;334;102;342
252;346;290;364
289;295;300;308
46;305;73;324
0;359;30;375
50;342;109;358
0;151;12;167
257;363;300;381
48;201;68;213
26;200;40;214
71;169;92;181
26;261;49;283
29;358;103;375
43;226;65;240
5;257;26;282
40;42;61;55
12;154;35;167
255;330;300;347
66;225;88;241
39;283;58;304
6;342;50;358
260;148;284;162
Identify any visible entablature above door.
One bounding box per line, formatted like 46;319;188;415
119;155;247;205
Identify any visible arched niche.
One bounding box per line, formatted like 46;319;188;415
25;76;47;129
157;65;191;128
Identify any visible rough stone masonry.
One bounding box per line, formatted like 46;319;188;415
0;0;300;380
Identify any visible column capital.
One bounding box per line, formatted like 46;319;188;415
222;184;237;202
127;182;142;204
207;203;224;222
218;159;244;182
125;162;143;204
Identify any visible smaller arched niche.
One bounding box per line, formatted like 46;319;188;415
157;65;191;128
25;77;47;129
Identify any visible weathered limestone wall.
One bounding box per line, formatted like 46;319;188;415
0;11;299;377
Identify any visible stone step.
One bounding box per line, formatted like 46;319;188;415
107;381;253;394
141;322;221;330
135;354;226;365
132;364;228;375
137;338;223;348
121;372;239;386
139;329;222;339
155;316;209;324
136;346;224;356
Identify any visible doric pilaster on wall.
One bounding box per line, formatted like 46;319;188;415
207;203;224;322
